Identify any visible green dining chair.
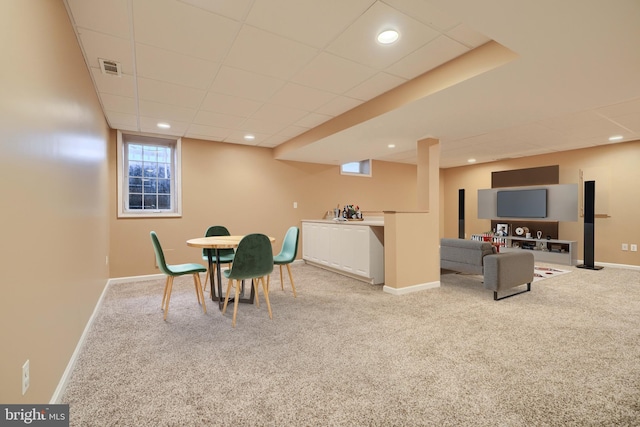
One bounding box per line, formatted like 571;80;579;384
272;226;299;297
150;231;207;320
202;225;235;292
222;234;274;327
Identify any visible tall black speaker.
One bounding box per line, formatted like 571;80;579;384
577;180;603;270
458;189;465;239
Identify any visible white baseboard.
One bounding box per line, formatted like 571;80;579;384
50;278;112;404
383;281;440;295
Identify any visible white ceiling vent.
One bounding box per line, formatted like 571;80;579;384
98;58;122;77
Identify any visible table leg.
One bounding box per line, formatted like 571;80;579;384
215;248;224;310
207;248;255;308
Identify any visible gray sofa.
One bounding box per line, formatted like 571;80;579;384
440;238;534;300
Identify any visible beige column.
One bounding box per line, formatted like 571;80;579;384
383;138;441;294
417;137;440;211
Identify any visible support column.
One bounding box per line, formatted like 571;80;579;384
383;138;441;294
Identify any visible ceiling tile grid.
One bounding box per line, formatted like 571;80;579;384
64;0;640;165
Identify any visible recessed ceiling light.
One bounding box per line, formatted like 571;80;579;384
608;135;623;142
377;29;399;45
467;158;477;163
243;134;255;141
157;122;171;129
388;144;396;148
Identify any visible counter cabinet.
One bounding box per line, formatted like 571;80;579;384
302;221;384;284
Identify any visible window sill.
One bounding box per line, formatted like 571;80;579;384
118;212;182;219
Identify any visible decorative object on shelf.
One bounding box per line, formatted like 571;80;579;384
341;204;364;221
515;226;530;236
537;230;543;239
496;223;509;236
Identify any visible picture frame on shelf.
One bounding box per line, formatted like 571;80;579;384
496;223;509;236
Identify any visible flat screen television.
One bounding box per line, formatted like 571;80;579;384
496;188;547;218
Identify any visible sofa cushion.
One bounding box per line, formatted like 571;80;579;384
440;238;494;275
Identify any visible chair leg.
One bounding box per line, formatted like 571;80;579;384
161;276;171;311
286;263;297;298
222;279;233;314
193;273;207;314
203;269;209;292
163;276;174;321
279;265;284;290
253;278;260;307
231;281;241;327
193;275;202;305
260;277;273;320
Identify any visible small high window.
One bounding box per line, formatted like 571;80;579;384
340;160;372;177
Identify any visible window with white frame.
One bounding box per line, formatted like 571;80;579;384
117;131;182;217
340;159;372;177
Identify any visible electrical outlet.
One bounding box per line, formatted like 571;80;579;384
622;243;629;251
293;202;298;209
22;360;29;395
105;255;109;265
631;244;638;252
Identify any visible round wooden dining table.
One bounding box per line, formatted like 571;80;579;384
186;235;275;310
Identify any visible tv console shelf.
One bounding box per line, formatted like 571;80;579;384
471;234;577;266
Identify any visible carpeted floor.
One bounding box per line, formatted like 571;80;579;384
62;262;640;426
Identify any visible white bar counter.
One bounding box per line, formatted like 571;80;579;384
301;218;384;284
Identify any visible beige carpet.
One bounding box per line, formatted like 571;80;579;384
62;263;640;426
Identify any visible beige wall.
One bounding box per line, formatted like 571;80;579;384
441;140;640;266
0;0;110;403
109;136;418;278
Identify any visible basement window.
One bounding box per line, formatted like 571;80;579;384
340;160;372;177
117;131;182;218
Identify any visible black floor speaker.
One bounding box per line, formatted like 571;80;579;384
577;180;603;270
458;189;465;239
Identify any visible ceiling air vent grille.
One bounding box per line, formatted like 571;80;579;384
98;58;122;77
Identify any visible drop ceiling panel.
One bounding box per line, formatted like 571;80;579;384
186;124;232;140
296;112;333;128
138;100;197;122
245;0;376;49
223;130;269;145
136;77;205;108
193;110;245;128
177;0;253;21
609;113;640;133
210;66;285;102
139;116;189;135
200;92;261;117
315;96;364;116
385;35;469;79
240;117;289;134
383;0;460;31
325;2;441;70
66;0;130;38
100;93;136;115
77;29;133;74
91;69;135;98
346;72;407;100
135;44;218;89
132;0;240;62
269;83;337;111
292;52;376;95
446;23;491;48
250;104;309;126
223;25;318;80
105;111;138;128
